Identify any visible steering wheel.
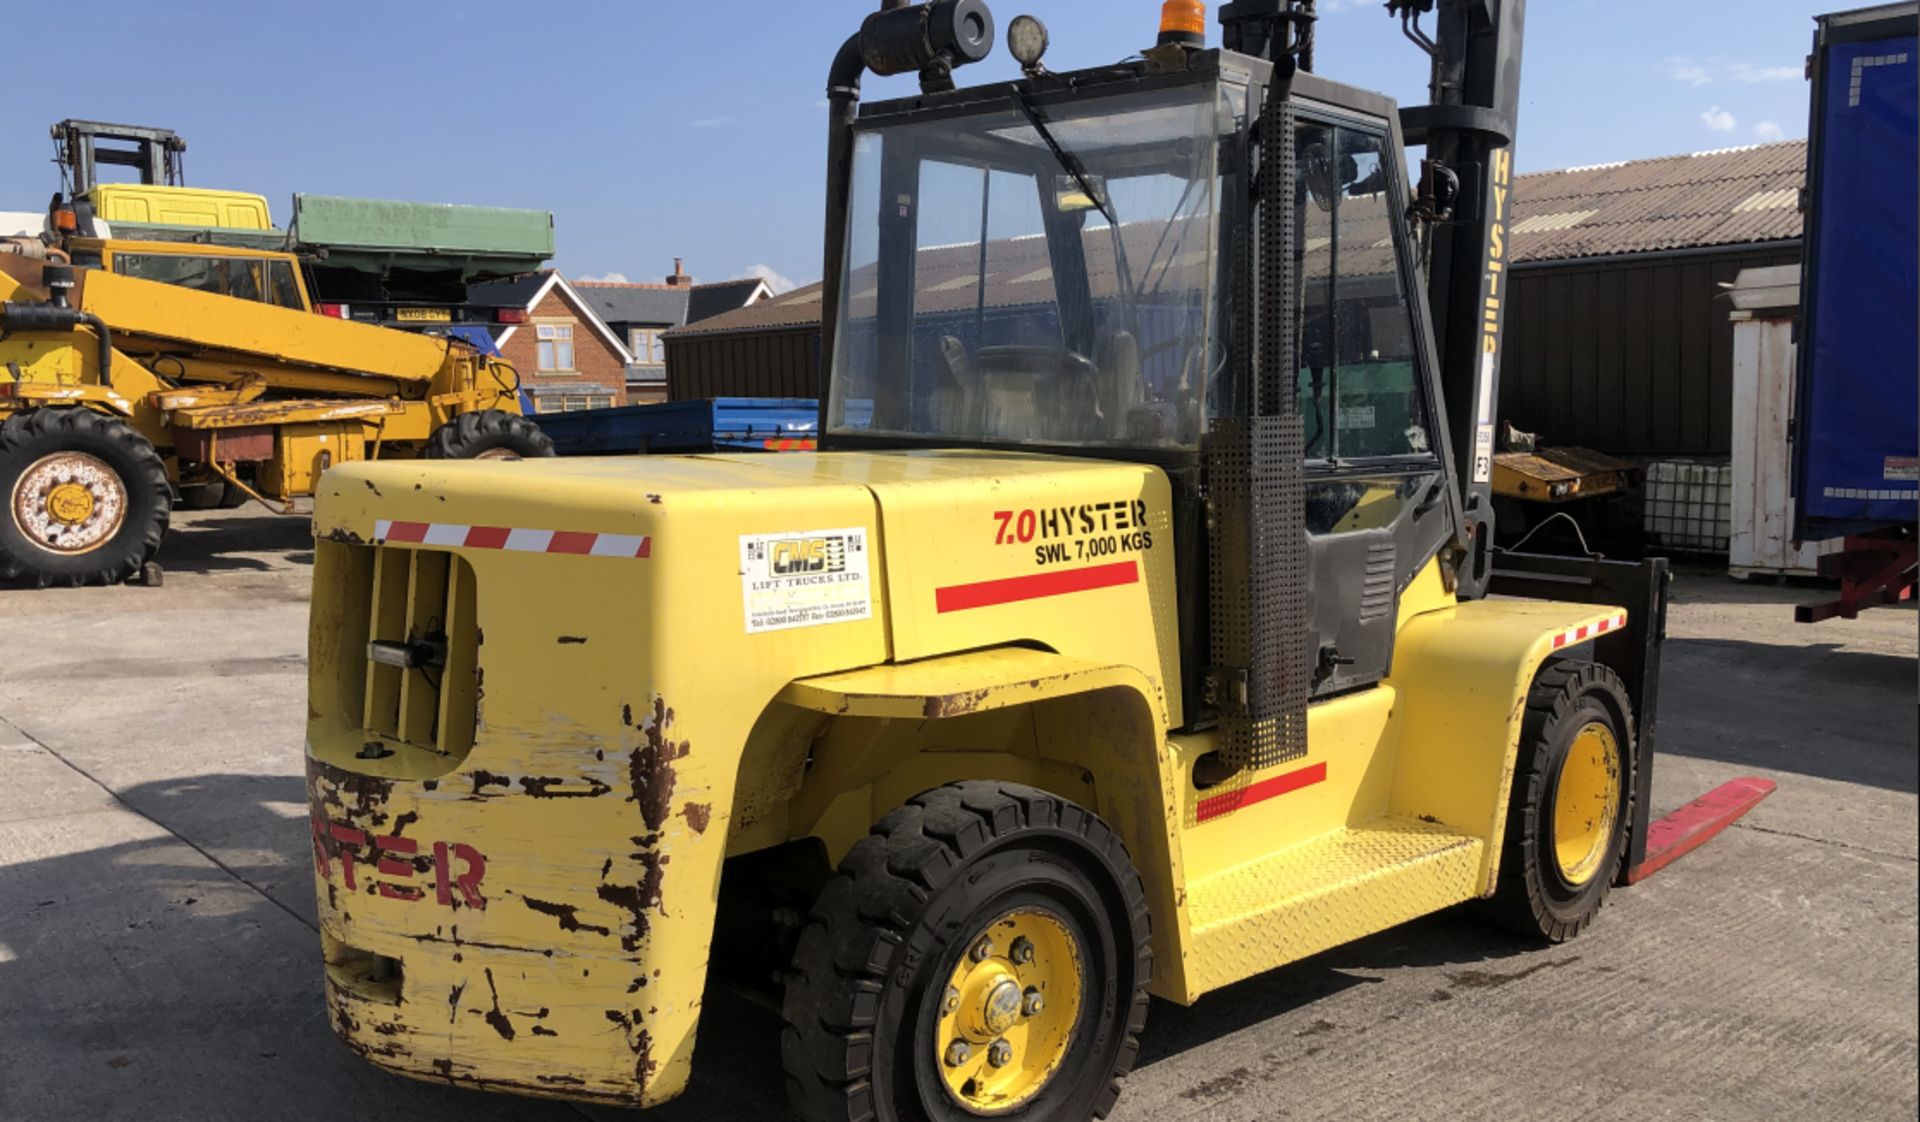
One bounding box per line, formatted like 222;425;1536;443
974;345;1103;413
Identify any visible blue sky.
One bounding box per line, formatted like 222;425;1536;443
1;1;1827;291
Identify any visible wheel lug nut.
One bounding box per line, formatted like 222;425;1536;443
945;1040;971;1067
970;936;995;962
1010;937;1035;965
1022;988;1044;1016
987;1039;1013;1068
942;986;961;1014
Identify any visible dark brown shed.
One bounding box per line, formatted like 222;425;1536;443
1504;140;1805;456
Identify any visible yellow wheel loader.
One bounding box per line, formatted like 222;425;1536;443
301;2;1772;1117
0;248;546;587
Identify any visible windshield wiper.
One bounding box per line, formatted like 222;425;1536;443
1011;90;1115;227
1011;90;1139;335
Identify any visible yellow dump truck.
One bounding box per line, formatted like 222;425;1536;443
0;254;546;587
302;2;1770;1118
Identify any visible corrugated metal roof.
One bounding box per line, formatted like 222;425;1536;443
677;141;1808;338
1511;139;1805;262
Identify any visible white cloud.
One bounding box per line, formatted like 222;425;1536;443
1667;59;1713;87
577;271;630;284
1728;61;1801;83
736;263;797;295
1668;57;1800;87
1754;121;1786;142
1701;106;1737;133
689;117;734;128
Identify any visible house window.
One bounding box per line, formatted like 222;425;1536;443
629;328;666;364
536;323;576;372
537;393;615;414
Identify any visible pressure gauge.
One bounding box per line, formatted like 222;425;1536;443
1007;14;1050;72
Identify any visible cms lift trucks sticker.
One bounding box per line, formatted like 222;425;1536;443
740;527;873;633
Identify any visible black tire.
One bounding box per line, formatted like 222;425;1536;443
423;410;553;461
0;408;171;588
1483;660;1637;943
177;478;250;511
783;782;1152;1122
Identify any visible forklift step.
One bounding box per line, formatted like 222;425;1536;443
1184;816;1485;995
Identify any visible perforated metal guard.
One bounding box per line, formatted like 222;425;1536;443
1205;101;1311;779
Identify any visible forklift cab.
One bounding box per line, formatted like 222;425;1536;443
823;50;1459;711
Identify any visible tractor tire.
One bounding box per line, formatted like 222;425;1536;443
783;782;1152;1122
0;409;171;588
423;410;554;461
1482;660;1637;943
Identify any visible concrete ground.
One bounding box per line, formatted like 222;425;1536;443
2;508;1914;1121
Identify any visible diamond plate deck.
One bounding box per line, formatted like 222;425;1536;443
1185;816;1485;996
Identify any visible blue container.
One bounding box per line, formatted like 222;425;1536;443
1793;6;1919;539
530;398;818;456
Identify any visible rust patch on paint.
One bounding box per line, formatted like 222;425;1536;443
321;527;365;544
597;849;667;952
634;1029;657;1087
469;770;512;797
522;896;613;937
627;697;689;834
682;802;712;834
481;968;515;1041
518;775;612;799
924;688;993;719
557;636;589;645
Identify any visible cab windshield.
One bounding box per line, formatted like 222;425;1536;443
827;78;1249;451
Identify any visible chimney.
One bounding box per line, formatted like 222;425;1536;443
665;257;693;287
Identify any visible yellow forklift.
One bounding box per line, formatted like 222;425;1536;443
301;2;1771;1117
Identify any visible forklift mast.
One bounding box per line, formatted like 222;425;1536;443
1391;0;1526;599
51;119;187;197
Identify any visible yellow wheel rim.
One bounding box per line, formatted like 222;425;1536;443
46;482;95;525
1553;720;1622;884
935;908;1083;1115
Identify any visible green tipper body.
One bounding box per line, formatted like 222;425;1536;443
289;194;556;279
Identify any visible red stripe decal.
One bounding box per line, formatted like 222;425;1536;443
635;537;652;559
546;530;596;555
1552;633;1568;649
934;561;1139;613
385;521;430;544
1195;762;1328;823
465;525;511;550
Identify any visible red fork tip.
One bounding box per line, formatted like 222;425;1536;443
1625;776;1778;884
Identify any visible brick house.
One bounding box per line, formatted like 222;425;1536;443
469;270;633;413
576;260;771;405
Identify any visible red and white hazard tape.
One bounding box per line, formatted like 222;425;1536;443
1551;611;1627;650
374;519;651;559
